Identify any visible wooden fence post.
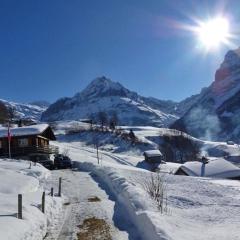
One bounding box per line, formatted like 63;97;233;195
51;187;54;197
42;192;45;213
18;194;22;219
58;177;62;197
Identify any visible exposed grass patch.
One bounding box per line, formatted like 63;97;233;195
77;217;111;240
88;196;101;202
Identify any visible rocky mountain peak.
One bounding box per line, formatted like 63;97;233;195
74;76;132;100
212;48;240;105
172;46;240;141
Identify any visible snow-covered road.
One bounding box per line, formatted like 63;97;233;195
45;169;139;240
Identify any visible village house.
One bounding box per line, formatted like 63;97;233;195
143;150;164;163
175;158;240;180
0;124;58;161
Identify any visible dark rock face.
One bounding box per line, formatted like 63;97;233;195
172;48;240;141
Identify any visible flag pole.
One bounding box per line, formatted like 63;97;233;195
8;121;11;159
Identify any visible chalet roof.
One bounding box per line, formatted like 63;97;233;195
178;158;240;179
143;150;163;157
0;124;53;138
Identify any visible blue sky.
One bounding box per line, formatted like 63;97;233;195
0;0;239;103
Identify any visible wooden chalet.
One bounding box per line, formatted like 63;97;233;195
143;150;163;163
0;124;58;160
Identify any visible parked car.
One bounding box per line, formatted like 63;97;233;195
40;159;55;170
54;154;72;169
34;155;55;170
227;141;235;145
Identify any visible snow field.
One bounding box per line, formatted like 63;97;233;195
53;121;240;239
77;162;170;240
0;158;63;240
75;160;240;240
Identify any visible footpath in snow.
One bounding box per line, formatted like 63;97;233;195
44;169;140;240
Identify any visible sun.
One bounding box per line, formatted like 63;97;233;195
195;17;230;50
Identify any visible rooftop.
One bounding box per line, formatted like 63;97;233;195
0;124;50;138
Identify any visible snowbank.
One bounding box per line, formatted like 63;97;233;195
0;159;63;240
77;161;170;240
76;161;240;240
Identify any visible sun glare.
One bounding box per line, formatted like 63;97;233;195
195;17;230;50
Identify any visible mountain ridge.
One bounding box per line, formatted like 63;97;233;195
41;76;190;127
0;99;47;121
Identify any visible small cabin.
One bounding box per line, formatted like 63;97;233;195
143;150;163;163
0;124;58;160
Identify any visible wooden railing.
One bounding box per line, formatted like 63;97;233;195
0;145;59;157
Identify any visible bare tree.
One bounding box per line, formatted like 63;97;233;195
0;101;9;123
109;111;119;131
141;172;168;213
87;113;95;131
97;111;108;131
160;134;200;163
62;148;70;157
8;106;16;121
92;133;100;164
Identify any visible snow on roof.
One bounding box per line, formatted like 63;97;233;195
143;150;163;157
180;158;240;179
0;124;50;138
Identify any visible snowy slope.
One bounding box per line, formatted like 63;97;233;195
52;131;240;240
0;158;63;240
42;77;180;127
0;99;47;121
77;162;240;240
54;121;240;164
172;47;240;141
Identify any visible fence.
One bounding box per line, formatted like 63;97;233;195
17;177;62;219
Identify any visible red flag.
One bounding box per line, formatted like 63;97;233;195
7;123;11;142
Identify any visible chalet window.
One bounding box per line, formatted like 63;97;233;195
18;138;28;147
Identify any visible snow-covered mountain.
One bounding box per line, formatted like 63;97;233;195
42;77;182;127
172;47;240;141
0;99;47;121
29;100;50;108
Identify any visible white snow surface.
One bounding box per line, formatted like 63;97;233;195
0;158;63;240
143;150;163;157
73;160;240;240
179;158;240;178
52;124;240;240
0;123;49;138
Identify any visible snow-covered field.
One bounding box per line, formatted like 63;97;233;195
77;161;240;240
54;121;240;160
2;121;240;239
0;159;63;240
51;121;240;240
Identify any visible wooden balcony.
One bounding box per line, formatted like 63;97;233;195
0;145;59;157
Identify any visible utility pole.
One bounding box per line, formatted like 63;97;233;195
96;143;99;164
8;121;11;159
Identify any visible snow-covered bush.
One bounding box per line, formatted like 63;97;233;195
141;172;168;213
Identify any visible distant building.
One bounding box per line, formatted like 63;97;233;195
175;158;240;180
143;150;163;163
0;124;58;160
